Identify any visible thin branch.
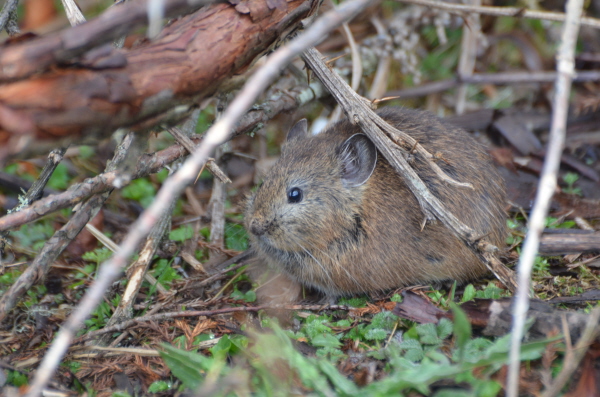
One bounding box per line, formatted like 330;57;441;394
507;0;584;395
61;0;86;26
396;0;600;29
0;0;19;34
101;196;176;342
24;1;373;395
384;70;600;99
167;126;231;183
5;9;19;36
0;146;68;260
368;17;392;100
455;0;481;115
541;309;600;397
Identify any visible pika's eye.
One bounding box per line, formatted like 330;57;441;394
287;187;303;203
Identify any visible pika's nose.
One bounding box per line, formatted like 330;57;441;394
249;219;269;236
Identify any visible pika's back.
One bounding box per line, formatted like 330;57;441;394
245;107;506;297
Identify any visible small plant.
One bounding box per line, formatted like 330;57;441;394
562;172;582;196
122;178;157;208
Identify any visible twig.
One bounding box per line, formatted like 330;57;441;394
24;1;373;395
77;303;355;341
384;70;600;99
396;0;600;29
179;250;254;292
0;135;134;324
368;17;392;100
0;146;67;259
507;0;584;395
101;196;177;342
542;309;600;397
60;0;86;26
455;0;480;115
206;145;228;266
0;0;18;34
5;8;18;36
167;126;231;184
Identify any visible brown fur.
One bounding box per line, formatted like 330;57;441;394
245;107;507;297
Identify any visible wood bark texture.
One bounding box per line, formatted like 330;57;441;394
0;0;315;159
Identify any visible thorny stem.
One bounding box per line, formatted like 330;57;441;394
25;1;374;395
506;0;584;395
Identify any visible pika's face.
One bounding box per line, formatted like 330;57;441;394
245;119;377;266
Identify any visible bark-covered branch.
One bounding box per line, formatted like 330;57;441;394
0;0;315;160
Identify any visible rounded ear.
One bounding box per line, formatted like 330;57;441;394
286;119;309;141
339;134;377;187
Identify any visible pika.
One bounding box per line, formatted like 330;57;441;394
245;107;506;297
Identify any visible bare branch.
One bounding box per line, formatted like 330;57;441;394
61;0;86;26
0;0;313;161
0;0;19;34
0;0;215;82
507;0;585;395
385;70;600;99
397;0;600;29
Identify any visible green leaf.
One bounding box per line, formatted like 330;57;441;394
225;223;248;251
391;293;403;302
317;360;359;394
148;380;173;392
48;163;70;190
169;225;194;242
311;333;342;349
365;328;388;341
159;343;216;390
416;323;441;345
461;284;476;302
449;303;472;362
436;318;453;340
82;247;112;264
562;172;579;186
338;296;369;307
7;370;29;387
398;338;425;362
210;335;234;359
122;178;156;208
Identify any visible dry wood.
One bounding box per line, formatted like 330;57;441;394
539;231;600;255
0;0;214;82
101;197;177;342
0;0;315;160
384;70;600;99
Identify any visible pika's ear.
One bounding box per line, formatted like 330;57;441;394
339;134;377;187
286;119;309;141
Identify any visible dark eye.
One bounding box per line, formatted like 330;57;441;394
287;187;303;203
